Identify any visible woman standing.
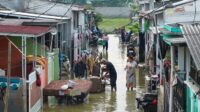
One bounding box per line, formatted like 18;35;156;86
102;34;109;51
125;56;137;91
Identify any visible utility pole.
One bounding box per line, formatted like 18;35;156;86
22;37;27;112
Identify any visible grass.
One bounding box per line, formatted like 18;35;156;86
99;18;130;33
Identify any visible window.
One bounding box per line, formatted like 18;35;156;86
73;12;79;29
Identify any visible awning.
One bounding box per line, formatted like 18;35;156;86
159;28;182;35
0;25;49;37
180;24;200;70
164;37;186;45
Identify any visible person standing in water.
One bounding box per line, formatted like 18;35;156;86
101;59;117;91
125;56;137;91
102;33;109;51
121;27;126;43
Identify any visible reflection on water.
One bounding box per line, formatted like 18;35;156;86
44;35;145;112
119;43;126;61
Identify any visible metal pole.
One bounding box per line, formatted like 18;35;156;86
169;45;174;112
22;36;27;112
41;36;43;56
186;47;190;82
43;35;46;57
56;24;59;48
36;37;37;58
50;34;54;52
4;42;11;112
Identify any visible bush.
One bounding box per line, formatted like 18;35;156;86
94;13;103;26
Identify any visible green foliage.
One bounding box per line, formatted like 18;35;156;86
126;22;139;35
130;3;140;16
84;4;94;10
94;13;103;26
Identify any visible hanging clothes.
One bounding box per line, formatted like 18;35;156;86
86;55;95;75
92;62;101;77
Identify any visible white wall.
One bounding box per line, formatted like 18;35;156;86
94;7;131;18
164;0;200;24
178;47;185;71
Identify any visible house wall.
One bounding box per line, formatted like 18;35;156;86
28;71;42;112
186;86;200;112
79;11;87;50
53;48;60;80
73;31;79;61
164;0;200;24
156;13;164;26
178;47;185;71
0;37;22;77
185;48;200;112
47;49;60;81
42;58;48;88
48;52;54;83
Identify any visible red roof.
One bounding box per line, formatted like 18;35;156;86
0;25;49;36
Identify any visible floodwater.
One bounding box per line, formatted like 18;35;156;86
43;34;145;112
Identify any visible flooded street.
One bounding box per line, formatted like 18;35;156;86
44;34;145;112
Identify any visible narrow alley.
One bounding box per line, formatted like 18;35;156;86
44;35;145;112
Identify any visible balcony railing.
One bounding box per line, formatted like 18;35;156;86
190;67;200;86
173;76;186;110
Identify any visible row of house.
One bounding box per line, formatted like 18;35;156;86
0;0;95;112
138;0;200;112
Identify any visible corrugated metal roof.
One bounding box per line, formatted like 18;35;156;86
180;24;200;70
0;10;70;20
25;0;84;17
0;18;59;26
0;25;49;37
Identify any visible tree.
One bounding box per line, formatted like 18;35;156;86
126;22;139;35
130;2;140;16
94;13;103;26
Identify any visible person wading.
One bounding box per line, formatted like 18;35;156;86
102;33;109;51
101;59;117;91
124;56;137;91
